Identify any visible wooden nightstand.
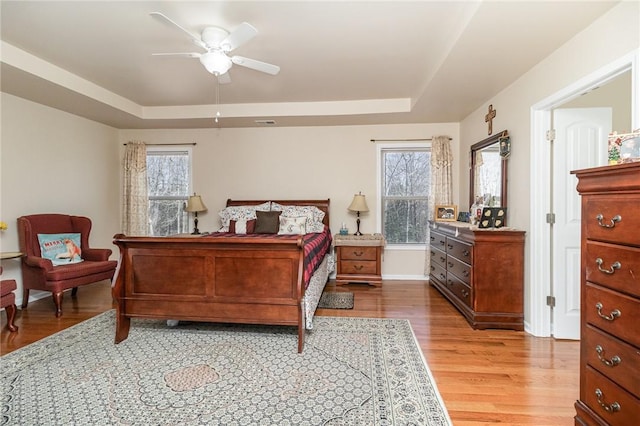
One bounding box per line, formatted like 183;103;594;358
334;234;384;287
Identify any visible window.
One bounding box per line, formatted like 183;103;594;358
146;147;192;236
379;145;430;245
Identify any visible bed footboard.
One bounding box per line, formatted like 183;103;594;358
111;234;308;352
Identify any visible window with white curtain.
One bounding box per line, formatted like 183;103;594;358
146;147;192;236
378;144;431;245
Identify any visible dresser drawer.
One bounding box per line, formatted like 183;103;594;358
446;237;472;265
339;246;377;261
340;260;377;275
448;256;471;285
430;231;447;251
430;262;447;284
586;241;640;297
446;273;472;308
584;196;640;246
583;365;640;426
585;283;640;348
430;247;447;269
584;325;640;396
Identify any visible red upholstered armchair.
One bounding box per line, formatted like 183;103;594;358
18;214;117;317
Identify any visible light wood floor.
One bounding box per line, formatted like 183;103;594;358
1;279;580;425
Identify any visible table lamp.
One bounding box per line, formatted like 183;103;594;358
185;194;207;235
347;192;369;236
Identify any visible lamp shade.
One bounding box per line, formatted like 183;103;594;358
185;195;207;212
348;193;369;213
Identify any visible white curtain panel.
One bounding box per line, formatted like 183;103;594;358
424;135;453;276
122;141;149;236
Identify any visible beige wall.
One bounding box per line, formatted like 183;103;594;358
458;1;639;332
0;93;121;303
119;122;460;279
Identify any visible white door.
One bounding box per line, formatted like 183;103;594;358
551;107;611;339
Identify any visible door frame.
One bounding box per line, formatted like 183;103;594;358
527;49;639;337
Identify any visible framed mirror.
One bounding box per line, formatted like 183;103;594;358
469;130;509;211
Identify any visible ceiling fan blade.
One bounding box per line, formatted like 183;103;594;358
220;22;258;52
150;12;207;50
217;73;232;84
231;56;280;75
152;52;202;58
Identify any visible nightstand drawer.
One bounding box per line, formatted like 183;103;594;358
341;260;377;275
340;246;377;261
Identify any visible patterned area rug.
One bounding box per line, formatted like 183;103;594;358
317;291;354;309
1;311;451;425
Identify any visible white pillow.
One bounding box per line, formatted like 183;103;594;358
277;216;307;235
218;202;270;231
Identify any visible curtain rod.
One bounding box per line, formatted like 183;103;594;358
123;142;197;146
370;137;452;142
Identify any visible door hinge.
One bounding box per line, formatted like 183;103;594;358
546;213;556;224
546;129;556;141
546;296;556;308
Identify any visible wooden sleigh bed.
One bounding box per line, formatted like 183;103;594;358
111;199;332;353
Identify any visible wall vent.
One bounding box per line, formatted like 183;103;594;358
255;119;277;125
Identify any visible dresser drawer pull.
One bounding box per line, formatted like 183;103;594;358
447;261;454;268
595;302;621;321
595;258;621;275
461;289;469;299
462;250;470;257
595;214;622;228
352;251;364;257
439;273;446;281
462;270;470;277
594;388;621;413
595;345;621;367
447;243;454;250
353;265;363;271
440;257;446;263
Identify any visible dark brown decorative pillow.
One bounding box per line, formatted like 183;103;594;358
229;219;256;234
255;211;281;233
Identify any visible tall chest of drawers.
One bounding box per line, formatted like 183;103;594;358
573;163;640;426
428;221;525;330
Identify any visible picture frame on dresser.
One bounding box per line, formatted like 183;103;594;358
435;205;457;222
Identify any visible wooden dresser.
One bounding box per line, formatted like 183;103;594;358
572;163;640;426
428;221;525;330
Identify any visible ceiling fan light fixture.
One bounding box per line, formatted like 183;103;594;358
200;51;232;75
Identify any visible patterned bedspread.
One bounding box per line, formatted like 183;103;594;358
206;227;332;288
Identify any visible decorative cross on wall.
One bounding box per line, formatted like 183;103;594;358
485;104;496;135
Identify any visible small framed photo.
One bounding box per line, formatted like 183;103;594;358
435;205;457;222
478;207;508;228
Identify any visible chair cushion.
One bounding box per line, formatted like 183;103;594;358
45;260;117;281
1;292;16;308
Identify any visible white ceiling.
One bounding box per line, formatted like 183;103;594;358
0;1;618;129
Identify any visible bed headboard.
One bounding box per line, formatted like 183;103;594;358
226;199;331;227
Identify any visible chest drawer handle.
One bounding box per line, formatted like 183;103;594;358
595;214;622;228
595;345;621;367
352;251;364;257
353;265;364;271
595;389;621;413
447;243;454;250
595;302;621;321
595;258;621;275
462;250;470;257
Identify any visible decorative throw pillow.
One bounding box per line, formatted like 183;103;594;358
37;233;83;266
270;203;325;233
218;202;270;232
229;219;256;234
277;216;307;235
254;211;281;234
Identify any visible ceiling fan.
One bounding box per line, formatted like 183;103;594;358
150;12;280;83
